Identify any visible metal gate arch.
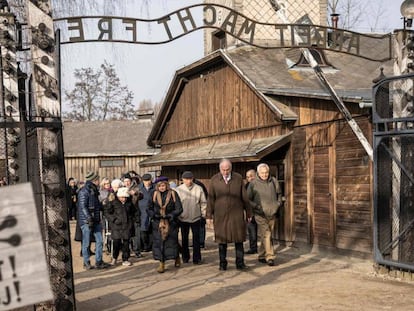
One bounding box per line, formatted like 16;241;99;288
373;73;414;271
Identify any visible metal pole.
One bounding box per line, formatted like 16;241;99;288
274;3;374;161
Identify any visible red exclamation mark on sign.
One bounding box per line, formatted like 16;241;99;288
9;255;16;278
14;281;21;302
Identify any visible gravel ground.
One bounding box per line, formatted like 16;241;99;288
70;222;414;311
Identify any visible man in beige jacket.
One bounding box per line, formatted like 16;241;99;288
176;171;207;265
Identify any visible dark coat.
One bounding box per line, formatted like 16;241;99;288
138;182;155;231
128;181;141;208
105;198;136;240
74;219;83;242
66;184;77;212
206;172;251;244
77;181;102;227
147;190;183;261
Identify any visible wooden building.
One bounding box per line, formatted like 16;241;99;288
140;45;392;254
62;116;160;182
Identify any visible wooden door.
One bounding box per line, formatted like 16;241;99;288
311;146;335;247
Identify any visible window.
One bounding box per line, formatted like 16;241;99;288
99;159;125;168
212;30;226;51
295;48;332;67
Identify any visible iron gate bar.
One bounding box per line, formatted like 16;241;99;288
374;118;414;136
381;217;414;255
379;140;414;185
373;72;414;272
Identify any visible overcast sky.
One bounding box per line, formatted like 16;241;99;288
55;0;407;113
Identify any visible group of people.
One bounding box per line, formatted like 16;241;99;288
69;158;283;273
69;171;155;269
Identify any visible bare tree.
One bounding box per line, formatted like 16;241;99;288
99;61;135;120
328;0;388;32
64;68;101;121
64;61;135;121
138;99;154;111
111;88;135;120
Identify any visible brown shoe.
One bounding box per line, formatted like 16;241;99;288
157;262;165;273
174;257;181;268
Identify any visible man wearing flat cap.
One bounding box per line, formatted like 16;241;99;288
175;171;207;265
77;170;108;269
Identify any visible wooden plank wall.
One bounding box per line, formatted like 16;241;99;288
312;146;334;246
335;118;372;253
64;155;160;183
292;127;309;243
290;96;373;253
162;65;283;148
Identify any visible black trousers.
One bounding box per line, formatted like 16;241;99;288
180;219;201;263
141;230;152;251
247;217;258;251
112;238;130;261
218;242;244;267
199;217;206;247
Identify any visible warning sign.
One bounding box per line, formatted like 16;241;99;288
0;183;53;310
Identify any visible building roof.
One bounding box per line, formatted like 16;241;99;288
63;119;158;157
147;45;393;147
140;132;292;167
226;46;392;101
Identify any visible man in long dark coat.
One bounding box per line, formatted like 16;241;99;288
206;158;252;271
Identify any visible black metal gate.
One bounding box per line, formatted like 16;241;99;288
373;73;414;271
0;3;76;309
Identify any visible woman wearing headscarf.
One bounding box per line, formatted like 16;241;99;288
147;179;183;273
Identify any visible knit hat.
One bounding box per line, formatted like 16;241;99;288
122;173;132;181
181;171;194;179
85;171;99;182
154;176;168;183
117;187;130;198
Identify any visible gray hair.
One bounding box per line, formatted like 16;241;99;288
257;163;270;173
111;178;123;189
219;158;232;169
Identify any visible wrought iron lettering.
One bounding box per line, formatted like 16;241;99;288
53;3;392;61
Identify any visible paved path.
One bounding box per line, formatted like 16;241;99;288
70;223;414;311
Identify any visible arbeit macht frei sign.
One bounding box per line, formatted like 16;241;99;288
54;3;392;62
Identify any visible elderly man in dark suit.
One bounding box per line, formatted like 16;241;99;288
206;159;252;271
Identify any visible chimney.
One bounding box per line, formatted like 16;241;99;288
331;13;340;29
